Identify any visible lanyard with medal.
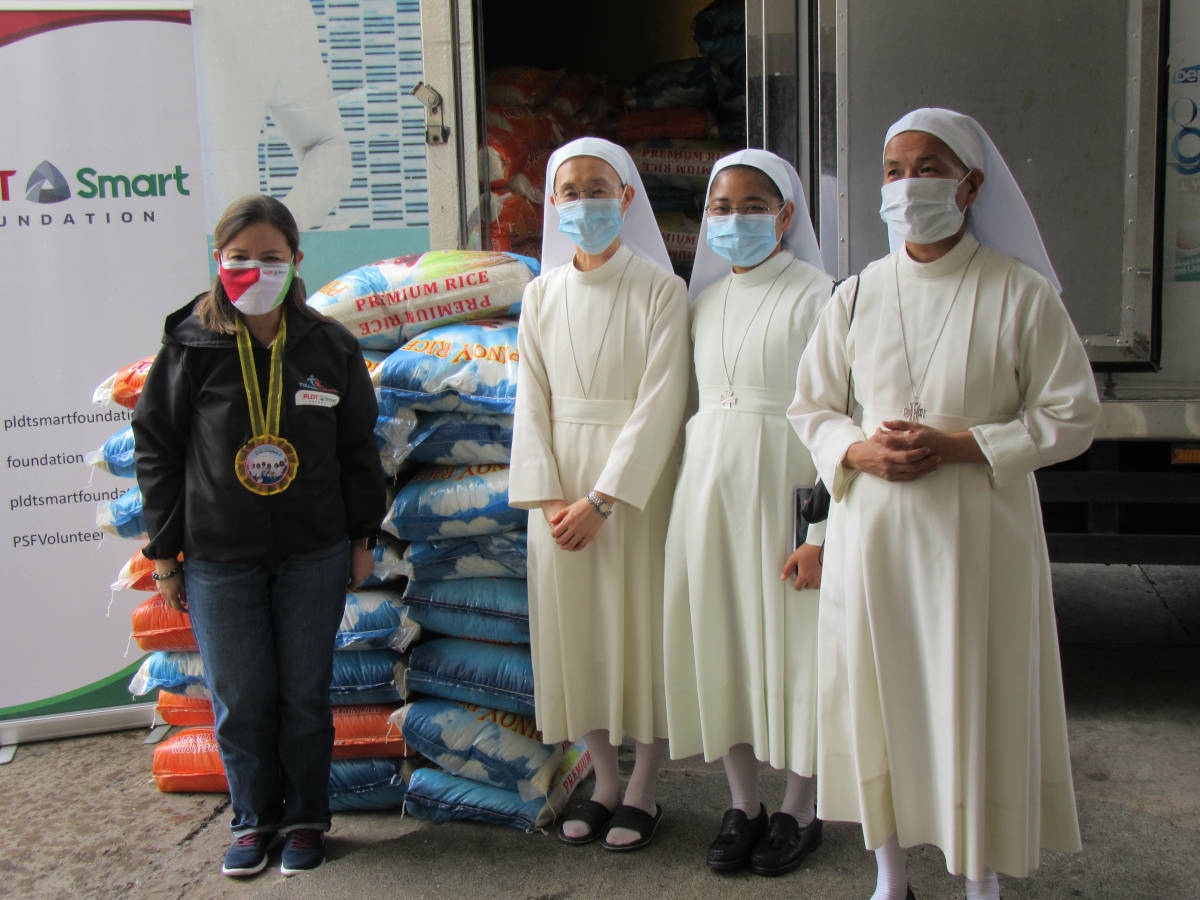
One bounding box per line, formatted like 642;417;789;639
234;313;299;495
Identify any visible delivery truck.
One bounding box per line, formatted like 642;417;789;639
417;0;1200;563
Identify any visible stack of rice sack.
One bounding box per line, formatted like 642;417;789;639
90;356;420;811
90;363;152;541
615;0;746;276
116;544;420;809
315;249;592;831
484;66;615;260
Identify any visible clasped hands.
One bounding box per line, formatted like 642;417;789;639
541;492;614;552
845;419;984;482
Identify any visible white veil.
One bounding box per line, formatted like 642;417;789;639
884;107;1062;293
689;148;826;302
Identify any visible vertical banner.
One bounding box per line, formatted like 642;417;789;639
0;8;209;740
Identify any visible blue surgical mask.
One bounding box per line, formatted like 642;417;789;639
556;198;624;255
705;213;781;267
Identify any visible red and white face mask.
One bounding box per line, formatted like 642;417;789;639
218;258;295;316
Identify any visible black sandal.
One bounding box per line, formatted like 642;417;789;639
601;804;663;852
556;799;614;845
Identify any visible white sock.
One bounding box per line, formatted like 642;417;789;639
561;729;619;840
721;743;761;815
870;834;908;900
965;868;999;899
606;738;667;846
779;771;816;826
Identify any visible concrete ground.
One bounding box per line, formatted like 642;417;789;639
1;564;1197;899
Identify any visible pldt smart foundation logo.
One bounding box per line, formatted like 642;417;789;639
0;159;191;229
24;160;70;203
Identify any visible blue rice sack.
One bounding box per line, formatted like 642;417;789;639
409;412;513;465
400;638;534;716
403;579;529;644
383;464;526;542
358;534;409;589
338;591;421;652
404;739;593;831
96;485;145;538
376;318;519;414
329;758;415;812
404;767;544;831
404;531;527;581
374;390;419;477
85;425;137;478
394;699;561;800
130;649;406;705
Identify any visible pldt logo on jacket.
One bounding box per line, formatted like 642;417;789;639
295;376;340;408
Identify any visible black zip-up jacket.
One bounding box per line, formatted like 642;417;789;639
132;296;386;564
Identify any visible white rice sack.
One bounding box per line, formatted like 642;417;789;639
306;251;538;350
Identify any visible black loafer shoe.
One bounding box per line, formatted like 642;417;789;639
749;812;823;877
706;804;768;871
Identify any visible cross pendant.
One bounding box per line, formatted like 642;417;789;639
720;387;737;409
903;398;926;423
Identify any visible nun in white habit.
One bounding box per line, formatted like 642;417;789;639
662;149;833;877
508;137;689;851
787;108;1098;899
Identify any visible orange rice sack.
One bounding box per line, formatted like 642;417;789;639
156;690;214;727
487;192;540;246
616;106;712;142
153;710;410;790
112;547;180;592
483;127;527;187
131;594;196;652
329;703;411;759
486;106;559;150
152;728;227;793
93;355;156;409
486;66;558;107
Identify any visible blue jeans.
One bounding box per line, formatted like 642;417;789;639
185;541;349;835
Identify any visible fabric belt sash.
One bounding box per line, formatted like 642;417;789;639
697;384;793;415
550;397;635;426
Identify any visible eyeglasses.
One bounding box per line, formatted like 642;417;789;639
704;203;783;217
554;187;623;203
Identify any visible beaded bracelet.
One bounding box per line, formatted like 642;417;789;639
151;563;184;582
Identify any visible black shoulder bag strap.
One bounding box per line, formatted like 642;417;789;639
800;274;860;526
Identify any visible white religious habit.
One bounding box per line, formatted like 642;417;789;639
663;247;832;775
788;232;1099;880
509;243;689;745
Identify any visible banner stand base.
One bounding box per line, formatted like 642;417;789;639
0;744;15;765
0;704;154;747
143;724;171;745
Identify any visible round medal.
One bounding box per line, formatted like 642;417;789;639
235;434;298;495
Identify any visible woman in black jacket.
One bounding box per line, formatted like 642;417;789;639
133;195;385;879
